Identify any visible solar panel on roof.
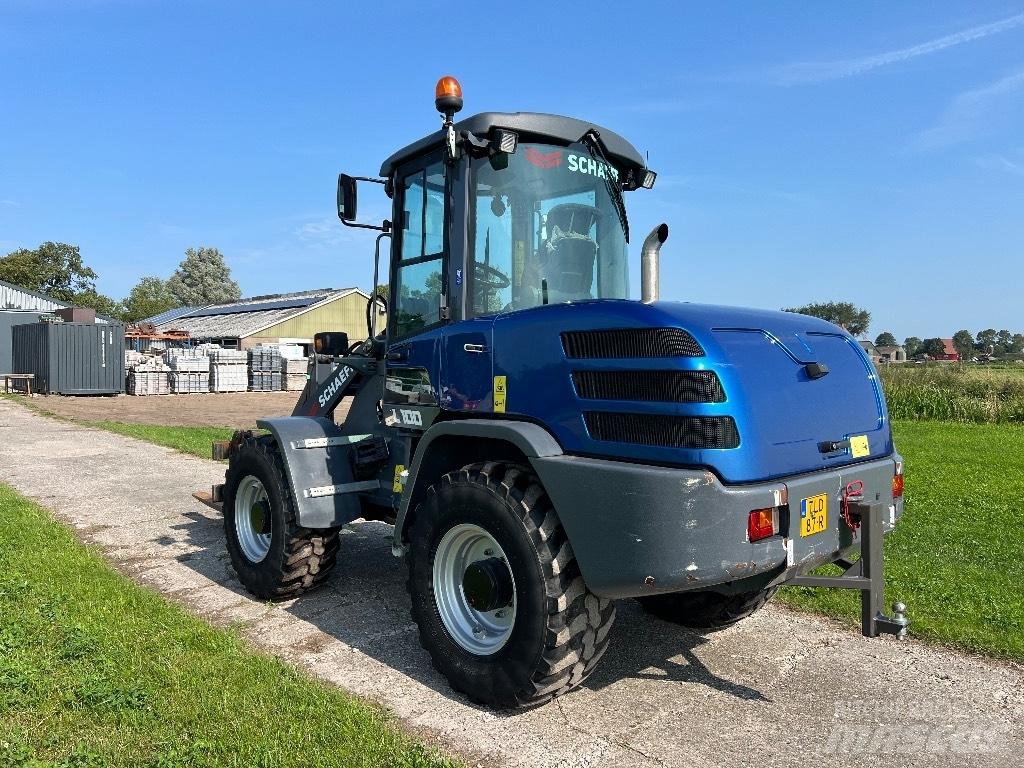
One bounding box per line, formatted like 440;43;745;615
187;296;325;318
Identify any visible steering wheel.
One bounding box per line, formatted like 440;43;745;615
474;261;511;291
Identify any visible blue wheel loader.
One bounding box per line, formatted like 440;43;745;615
201;76;908;709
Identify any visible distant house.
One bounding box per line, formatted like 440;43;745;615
857;340;885;365
876;345;907;363
936;339;960;362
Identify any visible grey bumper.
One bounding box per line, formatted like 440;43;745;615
531;454;903;600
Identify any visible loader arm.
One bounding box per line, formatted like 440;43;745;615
291;353;380;419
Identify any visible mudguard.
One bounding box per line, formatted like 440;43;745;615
392;419;563;552
256;416;379;529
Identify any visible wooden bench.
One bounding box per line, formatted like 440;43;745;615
1;374;35;395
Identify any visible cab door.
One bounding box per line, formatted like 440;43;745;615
384;154;448;429
440;317;494;412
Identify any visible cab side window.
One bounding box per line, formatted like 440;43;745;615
394;161;446;338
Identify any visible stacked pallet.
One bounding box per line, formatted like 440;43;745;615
127;358;171;395
168;351;210;394
282;357;309;391
248;345;282;392
209;348;248;393
125;350;146;368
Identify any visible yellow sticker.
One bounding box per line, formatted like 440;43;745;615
392;464;406;494
850;435;870;458
493;375;507;413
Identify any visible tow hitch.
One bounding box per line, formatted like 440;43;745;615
789;485;909;639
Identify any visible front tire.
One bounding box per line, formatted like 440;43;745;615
638;585;778;630
223;436;340;600
407;462;615;708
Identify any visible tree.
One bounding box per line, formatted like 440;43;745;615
952;330;975;361
166;247;241;306
1011;334;1024;354
996;330;1013;353
921;338;947;358
874;332;897;347
72;289;126;321
903;337;922;357
0;242;97;302
123;276;180;323
975;329;997;353
782;301;870;336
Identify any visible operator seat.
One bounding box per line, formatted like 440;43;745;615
545;203;599;297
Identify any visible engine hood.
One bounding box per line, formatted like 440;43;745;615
490;299;892;483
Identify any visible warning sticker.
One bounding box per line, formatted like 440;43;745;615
393;464;406;493
493;376;507;413
849;435;870;458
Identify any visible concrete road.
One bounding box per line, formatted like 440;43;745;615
1;399;1020;768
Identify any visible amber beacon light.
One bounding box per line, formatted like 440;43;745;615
435;75;464;119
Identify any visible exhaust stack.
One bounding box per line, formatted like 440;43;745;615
641;223;669;303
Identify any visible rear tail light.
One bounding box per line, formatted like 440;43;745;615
892;473;909;501
748;507;778;542
893;462;904;499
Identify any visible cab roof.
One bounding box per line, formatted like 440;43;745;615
379;112;649;178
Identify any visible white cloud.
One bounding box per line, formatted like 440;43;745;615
294;216;362;247
773;13;1024;85
0;199;19;207
976;152;1024;176
915;68;1024;150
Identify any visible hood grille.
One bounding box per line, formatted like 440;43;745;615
585;412;740;449
573;370;725;403
561;328;703;359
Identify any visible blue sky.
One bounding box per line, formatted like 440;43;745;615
2;1;1022;340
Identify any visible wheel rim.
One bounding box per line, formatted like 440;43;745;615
433;523;517;655
234;475;272;563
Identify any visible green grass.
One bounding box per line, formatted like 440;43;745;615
86;422;233;460
0;396;232;460
0;484;457;768
778;420;1024;660
879;364;1024;423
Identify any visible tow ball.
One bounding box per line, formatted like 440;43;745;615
789;482;910;639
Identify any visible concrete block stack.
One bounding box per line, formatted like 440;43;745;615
282;357;309;391
248;345;282;392
167;350;210;394
209;349;248;393
127;357;171;395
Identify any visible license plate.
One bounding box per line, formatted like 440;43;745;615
800;493;828;537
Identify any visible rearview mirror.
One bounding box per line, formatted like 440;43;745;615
337;174;357;221
314;331;350;357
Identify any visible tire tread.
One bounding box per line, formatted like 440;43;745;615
225;436;339;599
407;461;615;708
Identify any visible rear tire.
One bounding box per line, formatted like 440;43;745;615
638;585;778;630
407;462;615;709
223;436;340;600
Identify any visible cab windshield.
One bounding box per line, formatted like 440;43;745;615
469;141;629;315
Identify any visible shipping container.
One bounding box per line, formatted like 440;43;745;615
0;311;45;373
13;321;125;394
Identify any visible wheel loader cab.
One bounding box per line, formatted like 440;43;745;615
374;112;652;422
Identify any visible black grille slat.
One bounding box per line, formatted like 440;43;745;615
572;370;725;403
561;328;703;359
584;412;740;449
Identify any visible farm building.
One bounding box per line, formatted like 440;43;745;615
151;288;373;353
876;345;907;363
0;279;116;375
936;339;960;362
858;340;882;365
